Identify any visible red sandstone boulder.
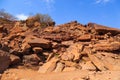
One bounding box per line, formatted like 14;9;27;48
10;54;21;65
23;54;41;66
33;47;43;53
88;23;120;35
69;44;83;61
38;57;59;73
0;50;11;73
77;34;91;41
28;38;52;49
94;42;120;51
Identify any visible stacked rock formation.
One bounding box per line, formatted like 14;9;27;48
0;20;120;74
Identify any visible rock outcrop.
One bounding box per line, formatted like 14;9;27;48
0;20;120;74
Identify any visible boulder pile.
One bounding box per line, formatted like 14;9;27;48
0;20;120;73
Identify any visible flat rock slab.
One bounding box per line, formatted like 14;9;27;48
28;38;52;49
94;42;120;51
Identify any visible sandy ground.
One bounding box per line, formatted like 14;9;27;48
1;68;120;80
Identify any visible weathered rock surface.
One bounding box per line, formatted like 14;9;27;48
0;20;120;79
33;47;43;53
88;23;120;35
10;54;21;66
54;62;65;72
0;50;10;73
23;54;41;66
80;61;96;71
38;57;59;73
67;43;84;61
28;37;51;47
93;42;120;51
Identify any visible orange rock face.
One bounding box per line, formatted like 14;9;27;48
0;20;120;80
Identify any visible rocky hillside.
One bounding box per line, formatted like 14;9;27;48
0;20;120;80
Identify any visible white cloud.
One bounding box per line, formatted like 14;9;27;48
95;0;110;4
96;0;102;3
42;0;55;11
16;14;28;20
44;0;54;3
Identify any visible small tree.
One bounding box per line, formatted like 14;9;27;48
0;9;16;21
26;13;55;28
34;13;53;24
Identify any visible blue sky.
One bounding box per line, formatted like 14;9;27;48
0;0;120;28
